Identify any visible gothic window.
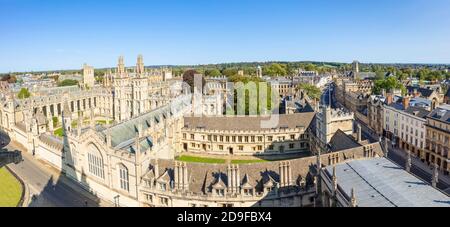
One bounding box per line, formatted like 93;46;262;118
118;164;129;192
87;144;105;179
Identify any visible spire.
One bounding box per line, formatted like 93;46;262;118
118;56;125;75
350;188;357;207
332;166;337;191
316;149;322;172
406;150;412;173
136;54;145;75
77;112;83;136
432;163;439;188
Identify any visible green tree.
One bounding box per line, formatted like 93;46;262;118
373;77;406;95
52;117;58;128
205;69;221;77
297;83;321;100
263;63;287;77
58;79;79;87
17;88;31;99
227;76;275;115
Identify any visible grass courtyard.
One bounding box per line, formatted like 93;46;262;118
0;167;23;207
175;155;269;164
54;128;64;137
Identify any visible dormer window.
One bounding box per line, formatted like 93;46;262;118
266;186;276;193
215;189;225;197
243;189;253;196
159;183;167;191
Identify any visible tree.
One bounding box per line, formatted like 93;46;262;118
52;117;58;128
183;69;205;93
227;76;274;115
304;63;317;72
58;79;79;87
17;88;31;99
222;68;238;77
205;69;221;77
263;63;287;77
373;77;406;95
1;74;17;84
297;83;321;100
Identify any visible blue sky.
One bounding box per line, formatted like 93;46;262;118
1;0;450;72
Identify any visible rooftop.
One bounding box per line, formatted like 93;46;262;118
325;158;450;207
183;112;316;131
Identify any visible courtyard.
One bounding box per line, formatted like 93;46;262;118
0;167;23;207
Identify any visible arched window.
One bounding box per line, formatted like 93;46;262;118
69;143;77;167
118;164;129;192
87;144;105;179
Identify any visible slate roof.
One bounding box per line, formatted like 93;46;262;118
142;143;384;195
325;158;450;207
101;95;191;149
406;86;435;98
404;106;430;119
329;130;360;152
428;104;450;123
183;112;315;131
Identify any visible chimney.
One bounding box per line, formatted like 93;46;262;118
413;88;420;98
386;93;393;105
402;96;410;110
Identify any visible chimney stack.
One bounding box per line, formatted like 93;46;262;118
386;93;394;105
402;96;410;110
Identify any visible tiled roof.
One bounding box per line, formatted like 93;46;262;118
142;143;384;195
183;112;315;131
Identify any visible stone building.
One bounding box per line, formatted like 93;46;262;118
181;113;315;156
406;86;441;110
313;105;354;154
424;105;450;175
320;157;449;207
334;79;372;114
383;95;429;153
367;95;386;137
82;63;95;89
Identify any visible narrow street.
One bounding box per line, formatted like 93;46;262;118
1;132;112;207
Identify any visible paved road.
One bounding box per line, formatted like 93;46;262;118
354;118;450;192
329;93;450;193
1;133;111;207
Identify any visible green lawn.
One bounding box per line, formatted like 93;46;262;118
0;167;23;207
96;120;113;125
176;156;226;164
54;128;64;137
176;155;269;164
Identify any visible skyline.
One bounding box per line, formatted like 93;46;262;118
1;0;450;72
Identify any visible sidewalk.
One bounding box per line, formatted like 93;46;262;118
10;143;113;207
388;144;450;186
25;152;114;207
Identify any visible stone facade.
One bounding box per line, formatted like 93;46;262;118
424;105;450;175
314;106;354;154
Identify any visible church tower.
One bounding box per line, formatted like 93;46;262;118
82;63;95;89
136;54;145;75
117;56;126;76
